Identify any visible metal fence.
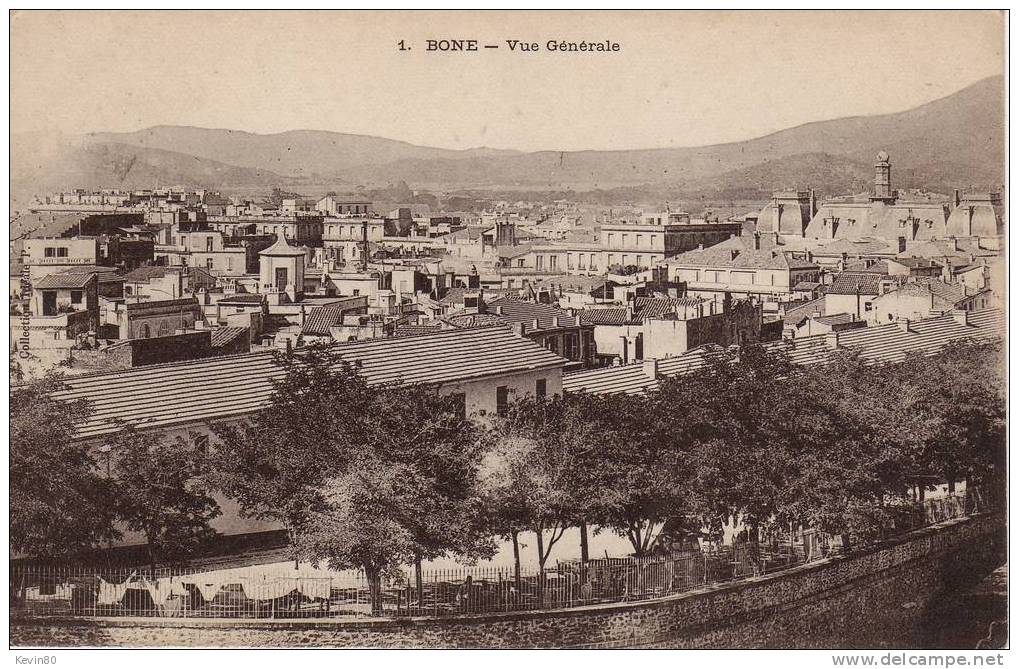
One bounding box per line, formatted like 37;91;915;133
10;489;987;620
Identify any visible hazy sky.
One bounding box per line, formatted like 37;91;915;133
10;10;1004;152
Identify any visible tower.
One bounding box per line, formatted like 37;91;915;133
258;230;306;303
871;150;896;202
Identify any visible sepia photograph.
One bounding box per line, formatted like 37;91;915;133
6;9;1009;656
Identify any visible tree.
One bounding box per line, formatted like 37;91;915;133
211;346;376;562
10;374;110;557
587;391;693;556
108;426;221;574
892;341;1006;494
484;394;600;602
214;345;493;615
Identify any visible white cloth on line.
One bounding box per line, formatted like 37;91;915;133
298;578;331;601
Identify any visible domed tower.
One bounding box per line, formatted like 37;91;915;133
871;150;896;202
259;230;306;303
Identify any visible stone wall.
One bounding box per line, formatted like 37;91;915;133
11;513;1005;649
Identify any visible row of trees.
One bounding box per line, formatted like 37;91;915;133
10;340;1004;614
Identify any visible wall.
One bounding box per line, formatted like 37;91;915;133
438;366;564;416
11;513;1004;649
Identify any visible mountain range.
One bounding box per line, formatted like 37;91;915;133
10;75;1003;207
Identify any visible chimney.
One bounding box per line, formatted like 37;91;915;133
532;318;540;331
625;306;634;322
620;336;630;364
951;309;970;326
898;236;907;254
642;358;659;379
825;331;840;350
954;189;961;208
493;305;503;315
513;322;526;336
897;318;912;333
753;232;761;250
552;315;561;328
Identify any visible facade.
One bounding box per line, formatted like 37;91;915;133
316;196;372;216
21;237;102;281
323;217;386;267
258;232;308;303
104;297;205;340
663;234;821;306
601;213;741;271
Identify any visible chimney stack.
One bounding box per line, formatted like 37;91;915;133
825;331;840;350
753;232;761;250
532;317;540;331
513;322;526;336
951;309;970;327
552;315;561;328
642;358;659;380
897;318;912;333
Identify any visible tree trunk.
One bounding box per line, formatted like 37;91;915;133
147;541;157;579
579;522;590;564
511;530;521;591
414;554;423;609
365;566;384;617
948;479;956;494
534;527;546;606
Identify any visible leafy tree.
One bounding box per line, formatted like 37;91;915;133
10;374;110;557
211;346;376;561
484;394;600;601
588;390;693;556
108;426;221;574
215;345;493;615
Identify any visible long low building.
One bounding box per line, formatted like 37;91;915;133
52;325;568;440
563;308;1003;395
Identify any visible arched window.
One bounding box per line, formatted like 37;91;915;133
141;324;150;338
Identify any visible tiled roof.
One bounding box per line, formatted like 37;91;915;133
438;287;469;306
579;308;630;326
392;324;444;337
813;313;857;326
445;298;582;333
33;273;97;290
805;202;950;240
216;293;265;305
579;296;707;326
792;281;822;290
300;306;344;335
55;266;123;284
843;260;890;274
827;273;888;295
563;309;1002;396
782;297;826;326
633;296;705;320
812;237;897;257
209;327;249;348
50;326;568;439
664;235;818;271
884;279;967;306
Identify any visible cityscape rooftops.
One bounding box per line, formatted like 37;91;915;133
49;326;569;439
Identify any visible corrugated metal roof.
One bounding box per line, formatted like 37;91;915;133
563;309;1002;396
209;327;249;348
51;326;567;439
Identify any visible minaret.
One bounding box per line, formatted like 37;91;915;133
871;150;896;202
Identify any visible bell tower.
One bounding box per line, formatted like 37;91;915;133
871;150;896;202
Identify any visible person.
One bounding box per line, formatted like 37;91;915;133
579;576;593;603
455;575;473;614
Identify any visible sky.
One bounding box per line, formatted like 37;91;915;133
10;10;1005;153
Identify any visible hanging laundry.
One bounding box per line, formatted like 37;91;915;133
241;577;297;601
297;578;331;601
97;574;136;606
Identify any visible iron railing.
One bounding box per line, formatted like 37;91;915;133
10;490;987;620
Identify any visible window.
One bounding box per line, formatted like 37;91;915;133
206;237;214;252
517;259;525;268
590;254;597;270
636;234;643;248
57;248;68;257
44;247;55;258
496;386;509;417
226;257;233;271
141;324;151;338
535;378;547;399
536;256;544;270
549;255;558;270
578;255;586;270
70;290;83;304
207;258;215;270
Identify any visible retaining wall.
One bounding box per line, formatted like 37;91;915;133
11;513;1006;649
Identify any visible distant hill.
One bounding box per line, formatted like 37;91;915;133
10;75;1003;203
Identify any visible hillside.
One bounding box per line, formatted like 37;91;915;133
10;76;1003;201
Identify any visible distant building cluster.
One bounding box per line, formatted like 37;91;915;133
9;150;1003;388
